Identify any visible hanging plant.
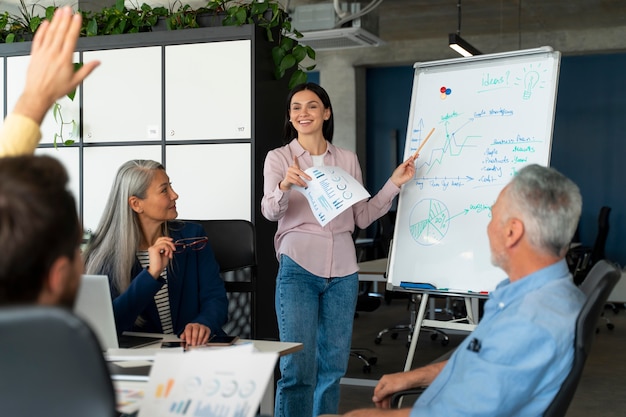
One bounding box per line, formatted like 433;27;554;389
218;0;315;88
52;63;83;148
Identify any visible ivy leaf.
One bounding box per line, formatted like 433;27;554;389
271;45;285;66
52;103;60;122
306;46;316;60
292;44;307;62
280;36;294;51
45;6;55;20
289;70;308;89
234;8;247;25
30;16;41;32
65;63;83;101
264;26;274;43
87;18;98;36
279;54;296;73
250;2;268;16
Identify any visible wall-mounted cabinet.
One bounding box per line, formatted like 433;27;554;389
165;41;251;141
82;47;162;143
0;25;289;339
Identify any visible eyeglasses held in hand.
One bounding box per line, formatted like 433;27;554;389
174;237;209;253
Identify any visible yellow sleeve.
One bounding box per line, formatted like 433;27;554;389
0;113;42;157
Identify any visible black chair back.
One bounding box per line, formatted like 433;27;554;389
183;219;257;338
568;206;611;285
193;219;256;272
0;306;116;417
543;260;621;417
590;206;611;265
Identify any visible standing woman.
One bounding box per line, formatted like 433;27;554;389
83;160;228;346
261;83;416;417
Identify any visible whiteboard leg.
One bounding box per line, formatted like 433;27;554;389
465;297;480;325
404;293;429;372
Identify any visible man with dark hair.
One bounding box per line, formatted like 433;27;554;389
344;164;585;417
0;155;83;307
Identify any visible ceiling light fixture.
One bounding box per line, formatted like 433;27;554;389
449;33;481;57
448;0;481;57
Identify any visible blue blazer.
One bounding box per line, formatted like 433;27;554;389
107;221;228;336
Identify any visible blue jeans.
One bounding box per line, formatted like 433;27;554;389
274;255;358;417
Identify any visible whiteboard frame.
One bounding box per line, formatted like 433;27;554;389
387;46;561;294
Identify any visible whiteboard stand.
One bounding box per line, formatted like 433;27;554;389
402;289;488;372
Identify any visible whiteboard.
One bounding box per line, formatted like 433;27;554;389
388;47;561;293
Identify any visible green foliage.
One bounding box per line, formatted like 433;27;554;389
0;0;315;94
82;0;159;36
52;102;78;147
166;4;201;30
52;62;84;148
217;0;314;88
4;0;56;42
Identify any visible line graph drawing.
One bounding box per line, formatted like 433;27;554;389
410;118;480;176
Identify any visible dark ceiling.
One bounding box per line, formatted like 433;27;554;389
288;0;626;45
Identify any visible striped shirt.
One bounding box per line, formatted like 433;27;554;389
136;251;173;334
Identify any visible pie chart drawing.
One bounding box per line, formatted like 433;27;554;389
408;199;450;245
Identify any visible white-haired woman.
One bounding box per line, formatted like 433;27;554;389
84;159;228;346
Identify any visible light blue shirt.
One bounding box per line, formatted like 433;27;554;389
411;259;585;416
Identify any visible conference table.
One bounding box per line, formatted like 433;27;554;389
109;332;303;416
357;257;390;293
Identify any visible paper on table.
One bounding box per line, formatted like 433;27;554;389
293;166;370;227
105;347;172;362
138;344;277;417
114;380;146;415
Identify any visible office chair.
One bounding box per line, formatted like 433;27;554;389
185;219;257;339
353;211;396;262
389;260;621;414
567;206;611;285
0;306;117;417
374;293;450;348
566;206;616;330
351;291;382;373
544;260;621;417
350;213;396;372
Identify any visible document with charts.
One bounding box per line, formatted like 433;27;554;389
293;166;370;227
138;344;277;417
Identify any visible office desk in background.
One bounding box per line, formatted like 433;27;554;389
357;259;484;371
110;334;303;416
357;258;389;293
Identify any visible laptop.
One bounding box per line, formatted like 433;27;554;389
74;274;163;350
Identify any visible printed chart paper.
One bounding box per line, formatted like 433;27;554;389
294;166;370;226
138;345;277;417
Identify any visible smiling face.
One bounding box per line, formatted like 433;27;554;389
131;169;179;225
288;89;331;138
